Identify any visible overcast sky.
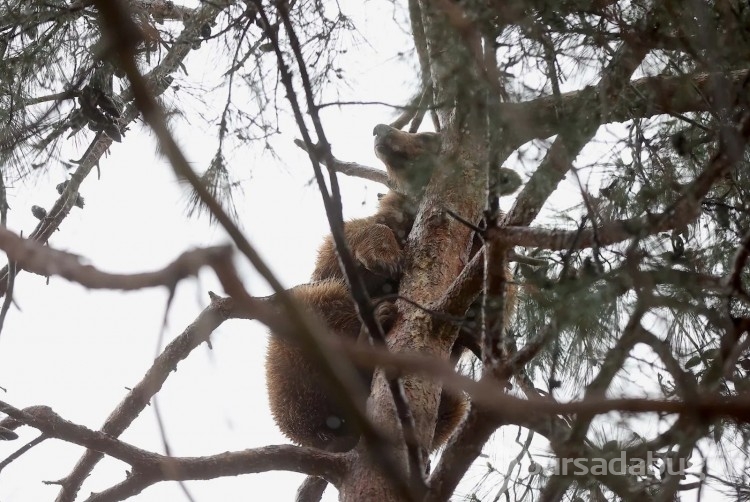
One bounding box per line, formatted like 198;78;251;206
0;2;684;501
0;3;502;500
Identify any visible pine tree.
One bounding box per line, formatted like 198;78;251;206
1;1;750;501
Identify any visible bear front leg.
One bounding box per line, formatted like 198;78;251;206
350;222;403;280
357;300;398;344
312;221;403;291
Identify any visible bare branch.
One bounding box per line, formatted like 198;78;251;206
426;407;499;501
53;292;240;500
295;476;328;502
0;226;231;290
0;402;344;497
388;89;424;131
0;434;46;473
293;138;389;187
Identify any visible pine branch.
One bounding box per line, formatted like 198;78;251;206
501;68;750;148
0;0;231;298
47;3;243;500
506;7;660;227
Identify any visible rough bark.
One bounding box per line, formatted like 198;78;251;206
337;2;492;498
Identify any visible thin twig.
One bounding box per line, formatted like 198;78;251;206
266;2;426;495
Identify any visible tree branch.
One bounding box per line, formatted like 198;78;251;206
494;99;750;252
341;340;750;425
293;138;389;187
426;407;500;501
52;291;243;500
506;8;658;226
0;226;231;291
0;402;343;501
501;69;750;148
0;0;230;297
295;476;328;502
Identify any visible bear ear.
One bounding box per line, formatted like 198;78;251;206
418;131;441;153
494;167;522;196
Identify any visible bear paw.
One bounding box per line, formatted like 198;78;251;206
374;300;398;333
353;223;403;279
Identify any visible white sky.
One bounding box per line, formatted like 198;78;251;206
0;2;726;501
0;3;494;500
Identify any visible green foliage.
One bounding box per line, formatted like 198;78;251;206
4;1;750;500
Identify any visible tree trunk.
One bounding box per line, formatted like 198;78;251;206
338;3;491;491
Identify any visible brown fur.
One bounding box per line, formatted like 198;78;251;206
314;124;469;449
265;278;379;451
311;191;415;296
311;124;440;295
265;124;502;452
265;278;466;451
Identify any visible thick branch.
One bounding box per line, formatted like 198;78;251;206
506;8;657;226
0;226;230;290
426;407;499;501
501;69;750;149
0;402;343;493
293;138;389;187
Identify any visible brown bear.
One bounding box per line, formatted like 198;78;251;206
264;277;466;451
264;278;380;452
264;124;519;452
310;124;440;296
312;123;522;295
